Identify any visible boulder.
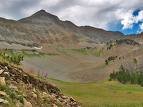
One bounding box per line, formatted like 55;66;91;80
32;92;37;99
0;91;7;97
0;98;8;104
0;77;6;86
0;69;4;75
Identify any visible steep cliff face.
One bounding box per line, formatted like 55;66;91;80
0;10;123;50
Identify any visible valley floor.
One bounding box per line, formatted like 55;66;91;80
20;44;143;106
1;47;143;106
48;79;143;107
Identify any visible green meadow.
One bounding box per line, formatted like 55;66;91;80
48;79;143;107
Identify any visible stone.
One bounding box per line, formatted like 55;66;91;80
33;88;36;93
69;97;75;101
42;92;49;98
4;66;8;70
0;77;6;86
0;91;7;97
58;97;63;102
32;92;37;99
49;94;56;100
24;99;32;107
3;72;9;76
0;69;4;74
52;104;58;107
0;98;8;104
61;95;67;99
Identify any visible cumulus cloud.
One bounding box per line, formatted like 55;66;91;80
115;10;143;30
137;23;143;34
138;23;143;33
115;10;135;29
0;0;143;31
140;23;143;30
137;10;143;22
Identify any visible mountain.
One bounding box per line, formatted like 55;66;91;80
0;10;124;50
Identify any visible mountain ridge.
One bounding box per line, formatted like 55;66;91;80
0;9;124;51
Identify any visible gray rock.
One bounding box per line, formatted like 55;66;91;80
0;69;4;74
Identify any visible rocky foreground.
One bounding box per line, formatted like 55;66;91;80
0;62;80;107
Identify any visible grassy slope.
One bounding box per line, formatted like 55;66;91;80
22;46;138;82
48;79;143;107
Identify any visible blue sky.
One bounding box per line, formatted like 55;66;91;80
0;0;143;35
109;9;143;35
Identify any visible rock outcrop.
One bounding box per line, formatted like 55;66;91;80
0;62;81;107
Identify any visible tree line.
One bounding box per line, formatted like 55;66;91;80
109;65;143;86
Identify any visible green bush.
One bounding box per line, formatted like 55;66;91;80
105;56;117;65
0;85;24;104
8;53;24;65
0;49;24;65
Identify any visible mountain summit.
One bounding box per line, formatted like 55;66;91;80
19;9;60;24
31;9;59;20
33;9;49;16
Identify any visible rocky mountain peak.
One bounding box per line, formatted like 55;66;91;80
19;9;60;24
32;9;49;16
30;9;59;20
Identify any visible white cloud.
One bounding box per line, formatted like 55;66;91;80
140;23;143;30
137;23;143;34
54;0;143;30
115;9;143;30
136;10;143;22
0;0;143;31
115;10;135;29
40;0;60;6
